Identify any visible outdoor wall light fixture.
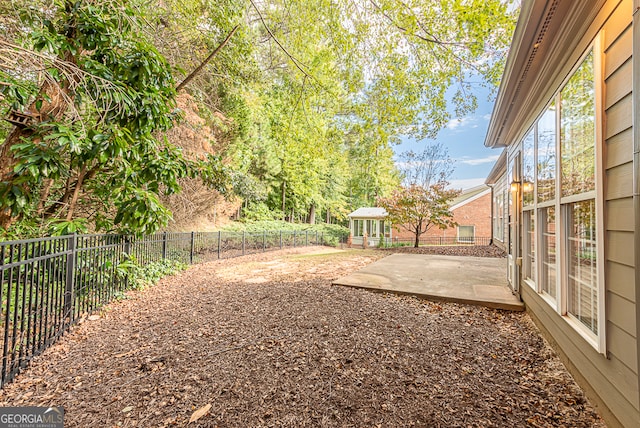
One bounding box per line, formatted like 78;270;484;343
510;180;533;193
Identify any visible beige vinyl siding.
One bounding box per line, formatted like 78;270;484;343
604;24;632;76
605;128;633;169
606;162;634;200
605;93;632;139
605;59;631;107
521;1;639;426
606;261;635;301
601;0;638;422
605;197;634;231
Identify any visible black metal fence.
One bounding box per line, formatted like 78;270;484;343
0;230;326;388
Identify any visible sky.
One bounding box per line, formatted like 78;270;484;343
394;84;502;191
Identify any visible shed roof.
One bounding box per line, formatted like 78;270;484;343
347;207;388;218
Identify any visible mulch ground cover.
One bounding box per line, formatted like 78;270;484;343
0;246;605;427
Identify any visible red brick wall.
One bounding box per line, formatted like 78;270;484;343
394;192;492;240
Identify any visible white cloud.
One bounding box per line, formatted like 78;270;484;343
446;116;474;130
448;177;487;190
457;154;500;166
445;114;490;132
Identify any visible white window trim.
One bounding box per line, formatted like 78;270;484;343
558;37;605;353
523;210;536;289
593;33;606;353
457;225;475;243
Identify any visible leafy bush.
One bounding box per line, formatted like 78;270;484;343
117;256;187;290
221;220;349;247
241;203;283;221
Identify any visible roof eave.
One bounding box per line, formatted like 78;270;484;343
484;0;540;149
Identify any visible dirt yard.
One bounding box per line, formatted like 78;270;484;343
0;246;605;427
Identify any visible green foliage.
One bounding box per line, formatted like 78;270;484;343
222;220;349;247
117;256;187;291
0;0;229;236
1;0;516;236
241;203;282;222
47;218;89;236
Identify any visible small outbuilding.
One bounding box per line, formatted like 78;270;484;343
347;207;391;247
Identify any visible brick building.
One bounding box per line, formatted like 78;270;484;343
394;185;492;243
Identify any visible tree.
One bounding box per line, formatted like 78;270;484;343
0;0;227;235
397;143;455;188
384;142;459;247
0;0;517;236
378;184;459;248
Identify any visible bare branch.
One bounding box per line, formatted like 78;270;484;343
249;0;313;80
176;25;240;92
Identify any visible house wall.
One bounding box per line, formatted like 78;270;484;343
393;192;492;241
496;1;638;426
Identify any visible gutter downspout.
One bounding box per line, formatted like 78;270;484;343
487;184;495;246
633;0;640;417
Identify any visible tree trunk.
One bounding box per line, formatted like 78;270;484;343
66;166;86;221
325;208;331;224
0;57;75;228
281;181;286;222
414;221;422;248
308;204;315;224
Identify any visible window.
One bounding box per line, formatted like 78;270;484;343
561;51;596;197
353;220;364;237
457;225;475;243
540;207;557;300
492;175;507;243
566;200;597;334
560;51;598;337
537;104;556;202
502;45;601;349
366;220;379;238
523;211;535;285
522;130;535;207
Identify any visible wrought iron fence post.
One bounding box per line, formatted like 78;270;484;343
124;235;131;256
217;231;221;259
305;231;308;246
124;236;131;290
316;230;318;245
190;231;195;264
242;231;245;255
293;231;296;248
263;230;266;252
64;233;77;324
162;231;167;259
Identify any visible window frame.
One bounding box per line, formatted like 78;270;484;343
456;225;475;243
556;41;604;351
505;37;605;353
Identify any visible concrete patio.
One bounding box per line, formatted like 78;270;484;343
333;253;524;311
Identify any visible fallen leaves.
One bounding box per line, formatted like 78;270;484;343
189;403;211;423
0;247;605;427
